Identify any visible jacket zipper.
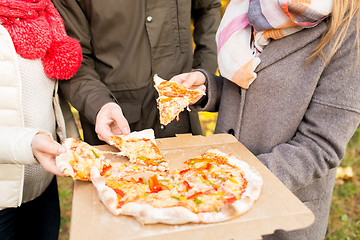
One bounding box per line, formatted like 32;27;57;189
175;0;184;53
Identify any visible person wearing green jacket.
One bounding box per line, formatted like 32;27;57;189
52;0;221;145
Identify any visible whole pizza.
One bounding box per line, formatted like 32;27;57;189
56;130;263;225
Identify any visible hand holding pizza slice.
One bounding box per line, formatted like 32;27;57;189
154;74;205;126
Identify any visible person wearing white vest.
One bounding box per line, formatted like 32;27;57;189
0;1;82;239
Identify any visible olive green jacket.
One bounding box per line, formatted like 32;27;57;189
52;0;221;143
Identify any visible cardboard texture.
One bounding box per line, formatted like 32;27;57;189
69;134;314;240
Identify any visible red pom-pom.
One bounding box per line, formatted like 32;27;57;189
42;36;83;79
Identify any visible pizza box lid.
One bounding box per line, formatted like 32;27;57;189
69;133;314;240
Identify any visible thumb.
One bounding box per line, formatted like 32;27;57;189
107;104;130;134
32;134;63;156
112;114;130;135
42;137;65;156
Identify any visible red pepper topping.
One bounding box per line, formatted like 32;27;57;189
100;164;112;176
225;195;237;204
179;168;191;175
117;201;125;209
197;162;212;171
187;192;203;200
183;180;192;191
114;189;125;198
130;177;137;184
148;175;169;193
137;177;144;184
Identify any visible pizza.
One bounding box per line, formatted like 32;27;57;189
56;137;111;181
90;148;263;224
108;129;169;171
154;74;205;126
57;132;263;225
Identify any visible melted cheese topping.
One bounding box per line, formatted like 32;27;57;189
157;96;190;125
109;136;169;170
64;138;110;180
103;152;248;214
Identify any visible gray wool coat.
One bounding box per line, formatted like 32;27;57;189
194;20;360;239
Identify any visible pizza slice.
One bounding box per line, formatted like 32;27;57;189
108;129;169;171
172;148;263;222
56;138;111;181
154;74;205;126
91;166;201;224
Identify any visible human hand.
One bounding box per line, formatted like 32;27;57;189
169;71;206;104
31;133;65;176
95;102;130;142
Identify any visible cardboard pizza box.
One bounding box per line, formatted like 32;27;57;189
69;134;314;240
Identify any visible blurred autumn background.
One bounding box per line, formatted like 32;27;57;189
57;1;360;239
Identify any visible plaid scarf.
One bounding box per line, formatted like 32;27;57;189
216;0;333;89
0;0;82;80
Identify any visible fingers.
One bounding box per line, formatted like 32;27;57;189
169;72;206;105
31;134;65;176
36;151;65;177
95;102;130;142
32;134;65;155
169;71;206;90
188;84;206;105
110;107;130;134
197;85;206;93
170;73;190;85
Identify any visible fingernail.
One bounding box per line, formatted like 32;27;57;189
122;127;130;134
58;146;66;154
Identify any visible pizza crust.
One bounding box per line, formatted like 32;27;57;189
56;151;75;177
197;203;241;223
56;138;78;177
153;74;166;86
91;167;123;215
115;129;155;141
121;202;200;224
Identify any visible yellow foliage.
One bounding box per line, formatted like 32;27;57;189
221;0;229;15
199;112;218;136
336;166;354;180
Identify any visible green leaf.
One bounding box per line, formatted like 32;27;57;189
341;214;349;222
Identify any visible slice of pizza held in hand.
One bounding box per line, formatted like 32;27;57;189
154;74;205;126
108;129;169;171
56;138;111;181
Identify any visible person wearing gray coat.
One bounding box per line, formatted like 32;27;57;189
170;1;360;239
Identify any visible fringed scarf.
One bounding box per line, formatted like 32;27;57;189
0;0;82;80
216;0;333;89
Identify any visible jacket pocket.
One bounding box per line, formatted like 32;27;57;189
112;89;146;124
117;100;142;124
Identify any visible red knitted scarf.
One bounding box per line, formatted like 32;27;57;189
0;0;82;79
